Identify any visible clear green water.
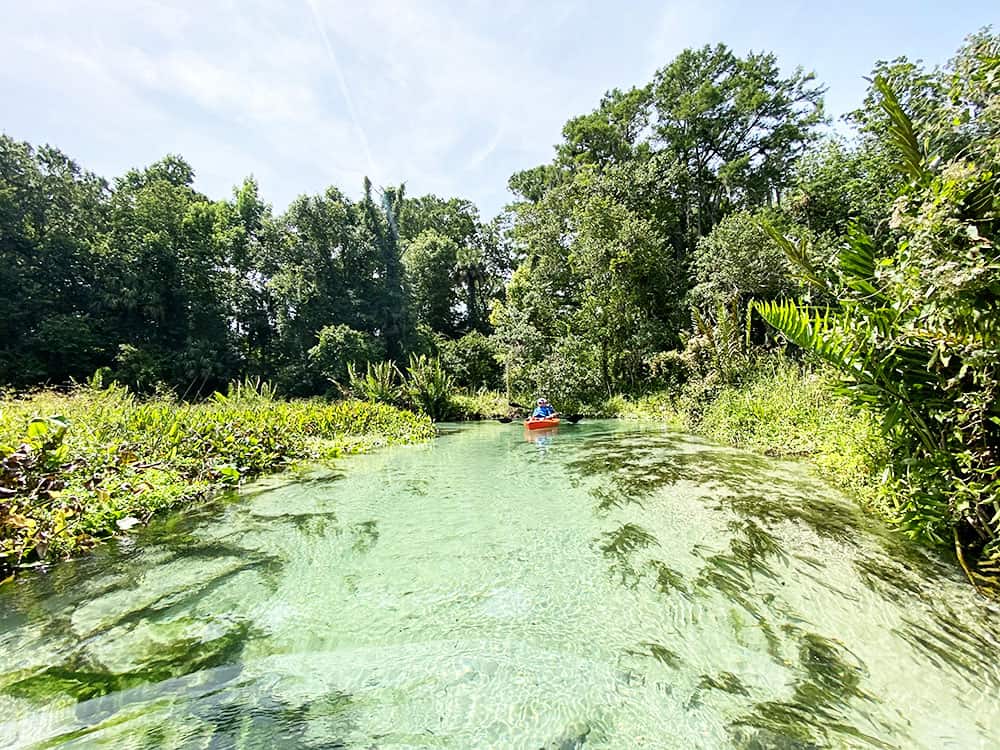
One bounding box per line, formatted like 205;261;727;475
2;421;999;749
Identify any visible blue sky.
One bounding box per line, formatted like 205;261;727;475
2;1;995;217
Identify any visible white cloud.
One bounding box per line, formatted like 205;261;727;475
0;0;654;214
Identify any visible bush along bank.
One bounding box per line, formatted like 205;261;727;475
0;380;435;577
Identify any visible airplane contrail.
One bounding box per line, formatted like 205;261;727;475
305;0;378;178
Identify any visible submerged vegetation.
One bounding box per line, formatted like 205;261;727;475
1;28;998;587
0;381;433;575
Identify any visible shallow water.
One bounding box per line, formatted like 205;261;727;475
1;421;999;749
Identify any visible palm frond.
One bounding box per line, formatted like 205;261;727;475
874;76;929;186
836;223;891;306
752;299;852;369
759;221;826;290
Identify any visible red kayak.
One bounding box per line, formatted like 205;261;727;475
525;417;560;430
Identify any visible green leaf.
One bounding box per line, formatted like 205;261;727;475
26;419;49;440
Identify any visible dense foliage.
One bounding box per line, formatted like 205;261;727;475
0;147;509;396
0;382;433;574
755;35;1000;585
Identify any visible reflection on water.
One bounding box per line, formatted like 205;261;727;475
1;421;999;749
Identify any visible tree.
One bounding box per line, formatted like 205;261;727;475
690;210;799;310
507;164;566;203
308;324;382;387
557;86;651;168
399;194;479;246
436;330;501;390
0;137;110;385
223;177;282;377
496;161;683;402
786;138;901;248
363;179;407;362
651;44;825;237
102;156;235;392
403;229;458;335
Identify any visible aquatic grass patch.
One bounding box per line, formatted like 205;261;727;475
0;383;434;575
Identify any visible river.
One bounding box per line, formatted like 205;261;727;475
1;421;998;748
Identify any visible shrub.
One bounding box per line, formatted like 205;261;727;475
697;361;888;508
437;331;502;390
404;355;454;421
308;325;383;387
689;209;800;310
347;361;404;405
450;390;509;420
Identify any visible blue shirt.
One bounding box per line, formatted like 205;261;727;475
532;404;555;418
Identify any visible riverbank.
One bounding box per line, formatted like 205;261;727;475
0;382;435;577
612;362;891;517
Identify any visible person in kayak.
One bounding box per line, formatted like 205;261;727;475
531;398;556;418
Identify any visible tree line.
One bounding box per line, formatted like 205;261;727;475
1;146;508;396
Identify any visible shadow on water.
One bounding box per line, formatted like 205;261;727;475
692;519;790;620
598;522;660;589
647;559;691;599
568;428;978;748
894;606;1000;687
351;520;379;552
625;641;682;669
567;431;864;545
730;630;897;750
568;427;966;608
190;686;355;750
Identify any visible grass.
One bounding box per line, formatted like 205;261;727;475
612;360;890;514
0;381;434;575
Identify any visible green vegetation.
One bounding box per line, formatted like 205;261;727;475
751;43;1000;587
0;381;433;575
347;357;509;422
2;28;997;589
